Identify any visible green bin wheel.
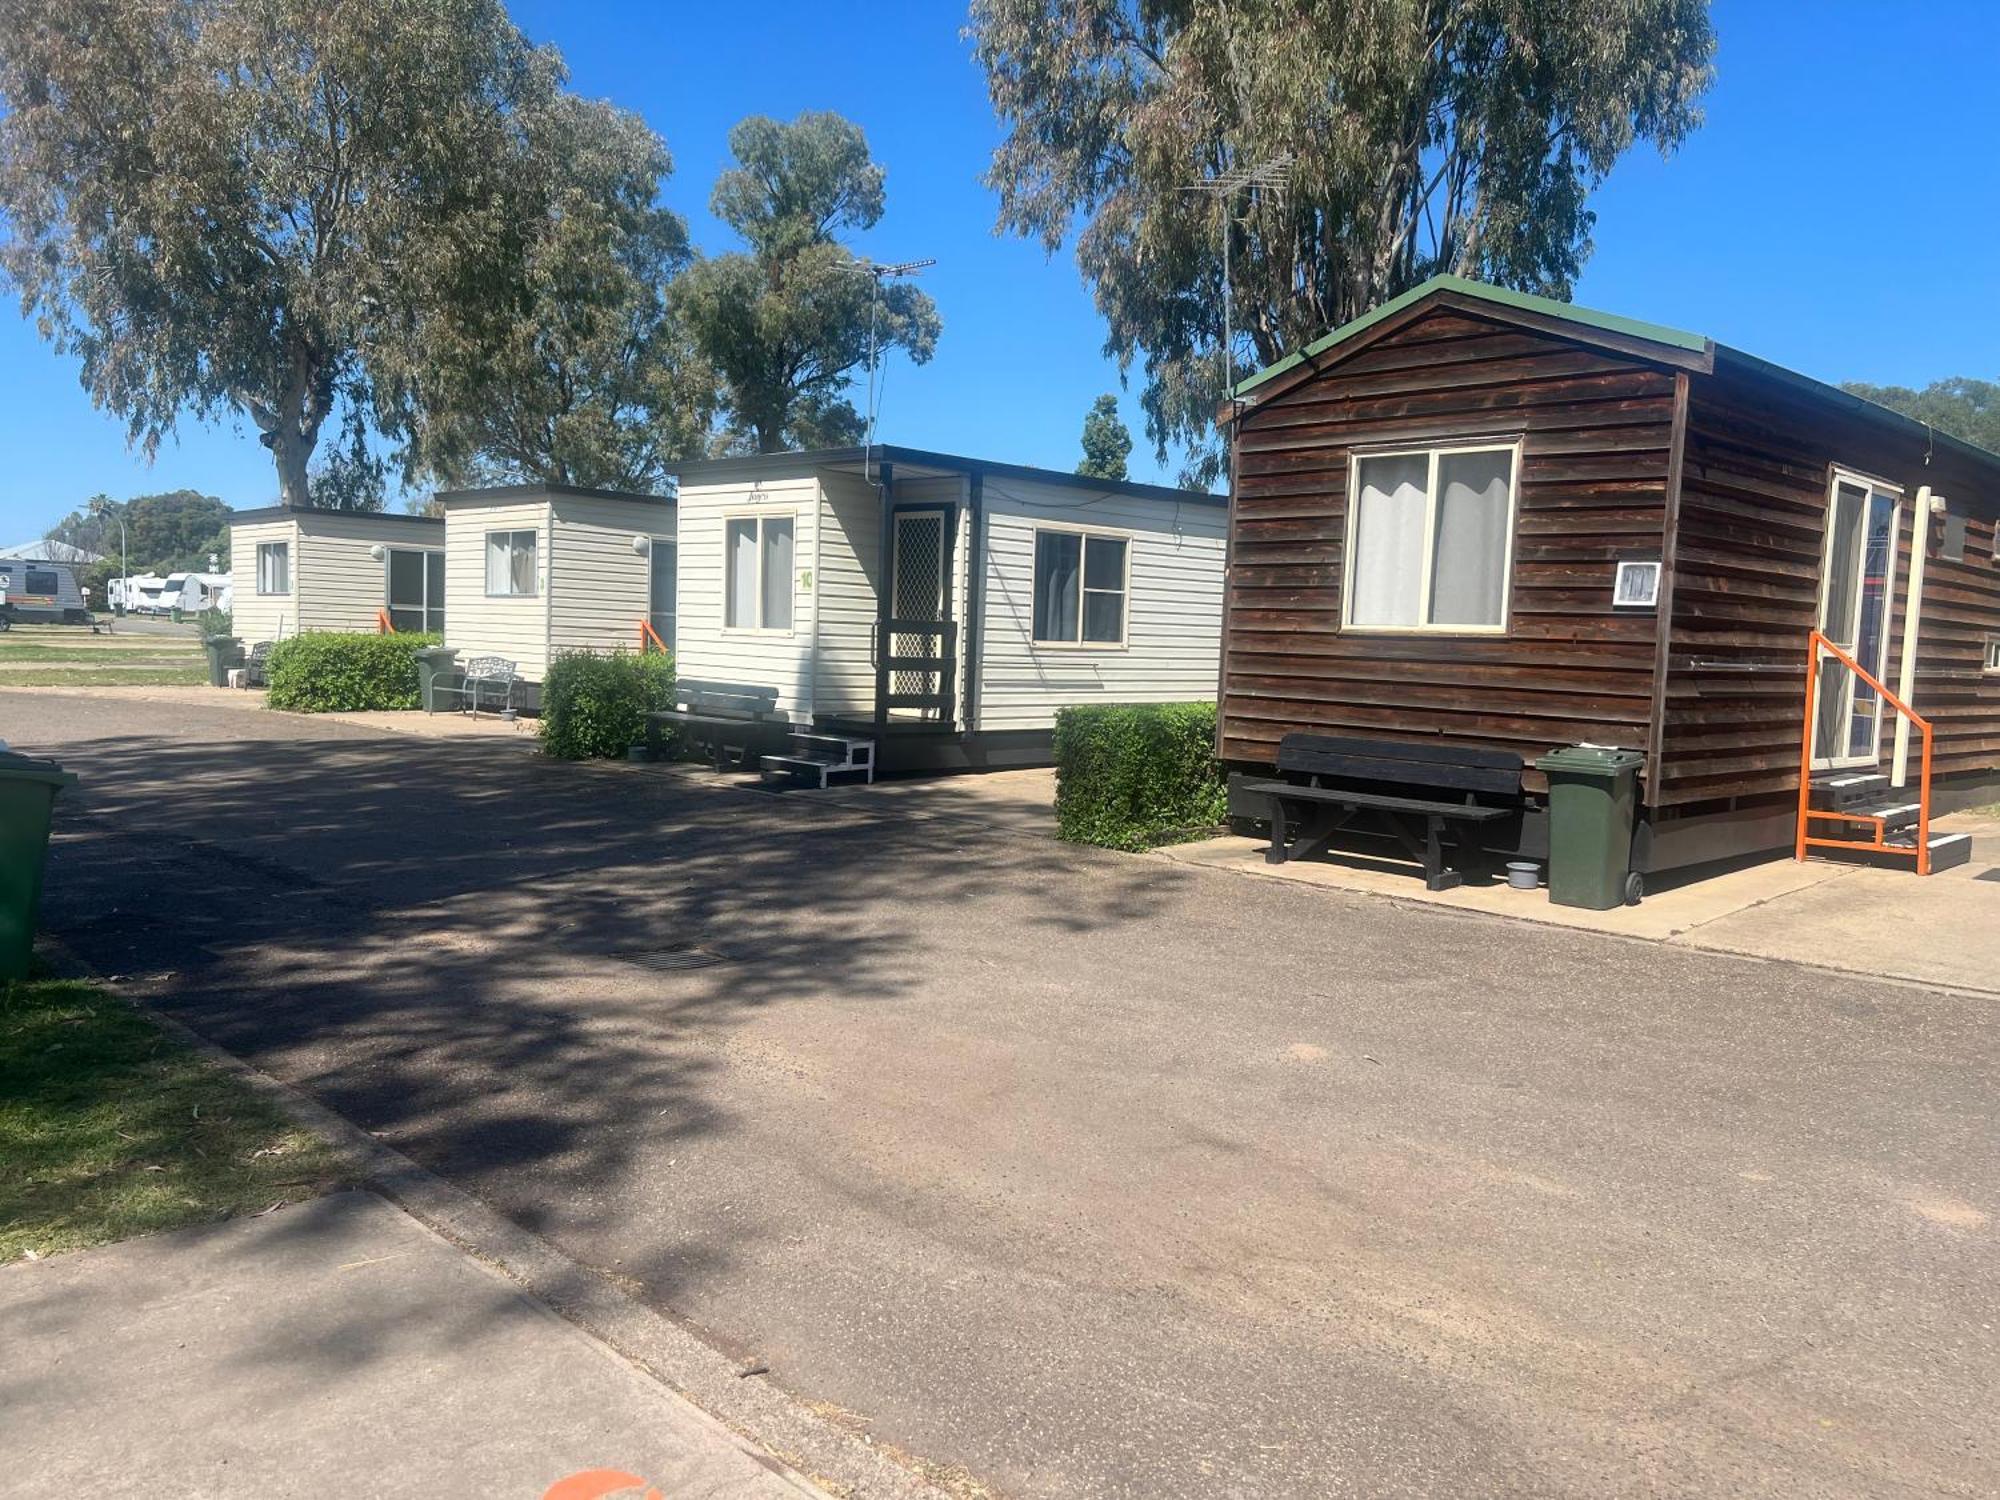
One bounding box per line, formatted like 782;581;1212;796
1624;871;1644;906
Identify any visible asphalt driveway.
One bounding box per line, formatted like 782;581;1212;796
11;690;1997;1499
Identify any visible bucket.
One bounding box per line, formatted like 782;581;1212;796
1505;860;1540;891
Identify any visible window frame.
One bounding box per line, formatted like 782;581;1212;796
484;529;539;598
1030;522;1132;650
1612;557;1663;611
1985;636;2000;675
722;511;797;636
1340;437;1522;636
383;545;445;634
255;541;291;596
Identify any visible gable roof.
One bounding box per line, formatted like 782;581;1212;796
1225;274;2000;481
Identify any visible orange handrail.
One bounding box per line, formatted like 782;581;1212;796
1797;628;1934;874
376;608;395;634
638;618;667;653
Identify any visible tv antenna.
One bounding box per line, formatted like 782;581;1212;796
845;256;936;482
1181;153;1292;407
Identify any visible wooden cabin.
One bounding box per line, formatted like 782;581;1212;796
1220;275;2000;876
663;445;1228;771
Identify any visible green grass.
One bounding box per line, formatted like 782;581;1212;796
0;666;208;686
0;644;202;662
0;973;350;1262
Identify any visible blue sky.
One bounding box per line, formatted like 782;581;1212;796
1;0;1995;541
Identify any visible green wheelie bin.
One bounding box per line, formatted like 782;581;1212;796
0;750;78;980
1535;745;1646;910
413;645;462;713
202;634;245;687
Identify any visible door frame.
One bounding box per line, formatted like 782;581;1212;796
885;503;959;717
382;544;445;635
1811;468;1904;770
647;536;677;649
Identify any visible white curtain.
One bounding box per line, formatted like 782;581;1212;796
1429;450;1512;626
1348;454;1428;626
761;517;794;630
726;519;757;628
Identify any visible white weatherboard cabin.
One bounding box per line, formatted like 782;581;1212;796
228;506;446;645
435;482;676;687
663;445;1228;769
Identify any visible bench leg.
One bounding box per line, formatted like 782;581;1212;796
1266;796;1292;864
1423;815;1461;892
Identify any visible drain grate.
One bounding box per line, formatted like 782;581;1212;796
614;944;732;972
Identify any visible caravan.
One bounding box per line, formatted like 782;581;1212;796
0;559;90;627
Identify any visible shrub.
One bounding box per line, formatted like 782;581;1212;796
264;631;441;713
1053;702;1228;850
539;648;676;760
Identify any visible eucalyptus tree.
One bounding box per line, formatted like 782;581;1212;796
969;0;1716;483
386;89;717;492
1843;378;2000;458
0;0;555;506
673;112;941;454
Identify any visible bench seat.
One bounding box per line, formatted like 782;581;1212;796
1236;779;1514;823
1247;734;1526;890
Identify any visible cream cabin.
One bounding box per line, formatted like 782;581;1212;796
434;482;676;685
227;506;445;646
663;445;1228;770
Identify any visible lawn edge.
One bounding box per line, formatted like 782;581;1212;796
36;938;964;1500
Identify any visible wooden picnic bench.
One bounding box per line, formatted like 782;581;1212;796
1238;734;1524;891
646;679;790;770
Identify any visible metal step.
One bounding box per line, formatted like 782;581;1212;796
1809;771;1889;810
1809;800;1922;833
1882;831;1975;872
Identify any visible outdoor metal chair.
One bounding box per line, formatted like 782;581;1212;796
433;655;519;718
244;640;276;687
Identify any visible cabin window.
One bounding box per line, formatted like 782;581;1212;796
23;567;58;596
485;530;538;596
1033;528;1128;645
255;542;290;595
1985;637;2000;674
386;547;445;634
1345;442;1518;632
725;514;794;632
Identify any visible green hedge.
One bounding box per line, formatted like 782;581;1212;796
1053;702;1228;850
264;631;441;713
539;648;676;760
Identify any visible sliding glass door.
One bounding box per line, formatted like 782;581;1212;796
386;548;445;634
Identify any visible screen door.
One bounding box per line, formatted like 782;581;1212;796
1813;475;1901;769
649;540;676;649
889;509;949;708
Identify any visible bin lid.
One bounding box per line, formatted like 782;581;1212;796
1535;744;1647;775
0;749;78;789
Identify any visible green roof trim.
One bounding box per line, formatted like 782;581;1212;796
1229;273;1711;399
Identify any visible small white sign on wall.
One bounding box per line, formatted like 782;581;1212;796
1613;559;1661;609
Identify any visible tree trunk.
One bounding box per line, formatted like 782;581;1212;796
271;432;313;508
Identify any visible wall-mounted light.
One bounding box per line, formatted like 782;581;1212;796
631;535;651;555
368;543;386;561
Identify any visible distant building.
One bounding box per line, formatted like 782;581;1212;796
0;538;103;565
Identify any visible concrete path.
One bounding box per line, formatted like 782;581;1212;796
0;1190;820;1499
1162;814;2000;994
11;689;1999;1500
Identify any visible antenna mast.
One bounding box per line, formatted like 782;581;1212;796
1181;153;1292;413
846;256;937;482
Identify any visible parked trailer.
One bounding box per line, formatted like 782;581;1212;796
0;560;91;627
